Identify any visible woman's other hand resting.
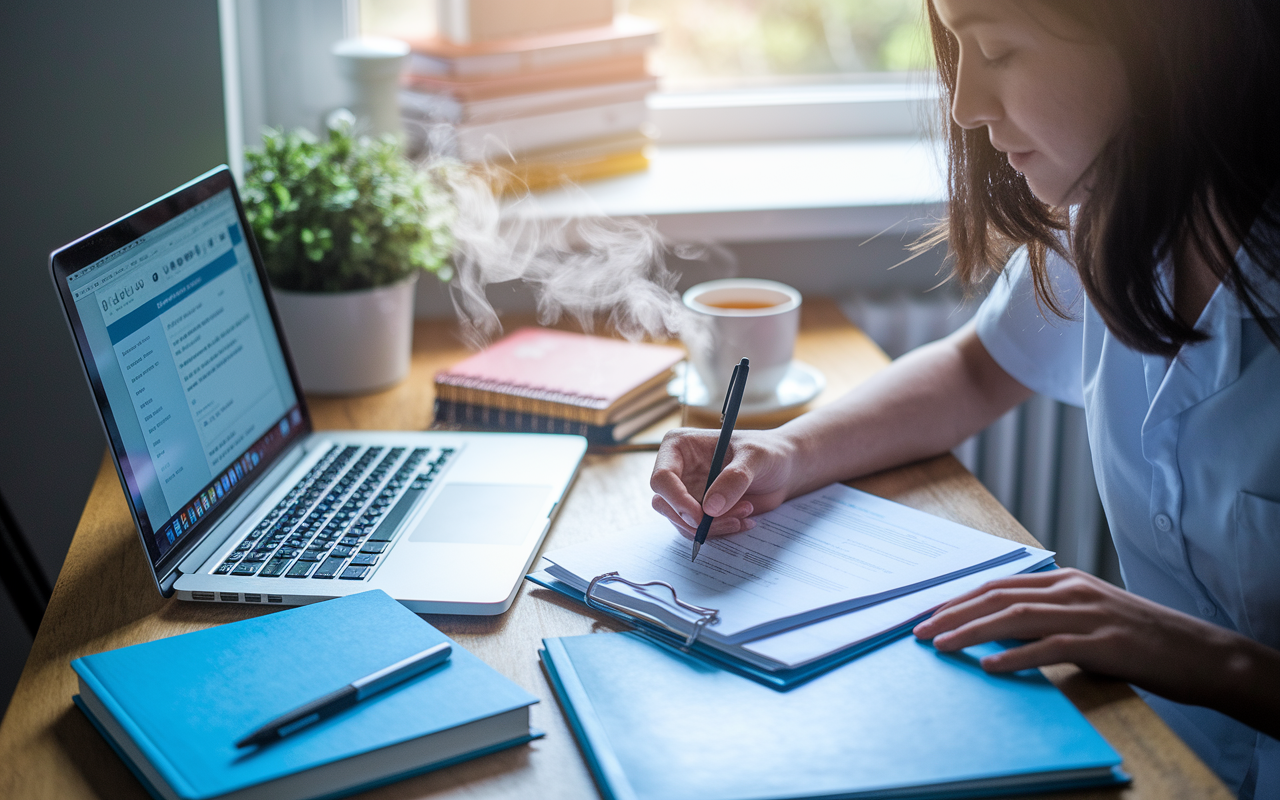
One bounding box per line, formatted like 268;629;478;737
913;568;1280;738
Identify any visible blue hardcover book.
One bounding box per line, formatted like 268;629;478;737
540;631;1128;800
71;590;540;800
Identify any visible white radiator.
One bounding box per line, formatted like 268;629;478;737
840;293;1119;581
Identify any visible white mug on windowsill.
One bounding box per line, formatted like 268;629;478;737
681;279;802;404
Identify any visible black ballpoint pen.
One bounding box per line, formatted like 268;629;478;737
235;641;452;748
692;357;749;562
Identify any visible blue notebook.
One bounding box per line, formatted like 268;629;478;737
540;631;1128;800
71;590;540;800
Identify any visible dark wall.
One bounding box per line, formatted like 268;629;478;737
0;0;227;586
0;0;227;707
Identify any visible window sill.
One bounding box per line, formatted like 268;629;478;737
509;136;946;243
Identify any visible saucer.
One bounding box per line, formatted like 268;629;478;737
669;360;826;416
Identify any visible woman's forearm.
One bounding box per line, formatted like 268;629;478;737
775;322;1032;497
1207;632;1280;738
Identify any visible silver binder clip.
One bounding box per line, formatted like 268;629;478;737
585;571;720;649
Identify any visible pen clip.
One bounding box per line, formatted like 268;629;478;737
585;571;721;649
720;363;741;422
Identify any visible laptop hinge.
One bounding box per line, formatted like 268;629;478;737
175;443;312;577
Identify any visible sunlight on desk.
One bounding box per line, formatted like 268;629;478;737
0;298;1230;800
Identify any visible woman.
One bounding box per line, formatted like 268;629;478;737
648;1;1280;795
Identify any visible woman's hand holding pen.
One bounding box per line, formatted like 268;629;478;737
649;327;1034;541
650;428;800;539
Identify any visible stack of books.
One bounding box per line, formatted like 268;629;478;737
433;328;683;446
399;6;660;192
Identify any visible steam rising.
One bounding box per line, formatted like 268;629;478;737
429;157;727;352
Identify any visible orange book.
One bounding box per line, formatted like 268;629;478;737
434;328;683;425
405;16;660;79
438;0;614;44
402;54;650;102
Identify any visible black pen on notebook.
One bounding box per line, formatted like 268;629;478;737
236;642;452;748
692;357;750;563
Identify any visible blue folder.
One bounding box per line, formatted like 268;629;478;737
526;570;918;690
71;590;540;800
527;559;1059;691
540;631;1128;800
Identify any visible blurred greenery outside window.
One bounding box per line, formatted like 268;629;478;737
359;0;933;91
626;0;931;89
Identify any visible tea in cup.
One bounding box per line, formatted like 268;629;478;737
681;279;801;404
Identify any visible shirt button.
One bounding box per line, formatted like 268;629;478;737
1154;514;1173;532
1199;604;1216;618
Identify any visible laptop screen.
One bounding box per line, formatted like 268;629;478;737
56;172;304;571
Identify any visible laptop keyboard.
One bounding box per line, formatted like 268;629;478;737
214;444;452;582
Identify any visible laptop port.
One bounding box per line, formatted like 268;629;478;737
267;595;284;603
219;593;238;602
244;593;262;603
191;591;215;601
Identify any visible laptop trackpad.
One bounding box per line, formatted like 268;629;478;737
408;483;552;545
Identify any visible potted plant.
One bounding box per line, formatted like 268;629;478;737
243;112;455;394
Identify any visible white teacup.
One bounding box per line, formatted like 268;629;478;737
681;279;802;404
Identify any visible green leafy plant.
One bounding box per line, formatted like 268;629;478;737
243;115;455;293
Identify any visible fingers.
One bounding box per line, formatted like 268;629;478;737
650;432;707;524
702;464;755;517
927;570;1078;616
916;585;1054;639
650;428;770;526
975;633;1095;673
651;495;755;539
928;603;1099;652
910;569;1117;670
914;570;1097;639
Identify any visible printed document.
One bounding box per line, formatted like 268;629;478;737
736;545;1053;669
543;483;1028;645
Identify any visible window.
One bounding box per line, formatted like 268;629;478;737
312;0;938;146
624;0;932;89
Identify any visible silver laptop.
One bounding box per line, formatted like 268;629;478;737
49;166;586;614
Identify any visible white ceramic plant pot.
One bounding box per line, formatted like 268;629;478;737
271;275;418;395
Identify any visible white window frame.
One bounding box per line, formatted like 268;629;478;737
649;79;936;143
219;0;945;249
220;0;936;165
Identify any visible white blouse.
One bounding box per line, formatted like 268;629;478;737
973;242;1280;799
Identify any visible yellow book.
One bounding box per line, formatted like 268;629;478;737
485;148;650;194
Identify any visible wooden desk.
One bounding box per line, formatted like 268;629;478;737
0;299;1229;800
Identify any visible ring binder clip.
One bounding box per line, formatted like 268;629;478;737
585;571;720;649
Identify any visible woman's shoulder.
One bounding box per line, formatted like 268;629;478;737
995;243;1086;315
973;245;1086;407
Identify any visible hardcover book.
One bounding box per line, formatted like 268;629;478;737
437;0;615;44
406;16;660;79
400;77;658;125
453;99;648;161
71;591;540;800
401;53;650;103
434;395;678;444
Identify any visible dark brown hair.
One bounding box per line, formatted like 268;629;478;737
926;0;1280;356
